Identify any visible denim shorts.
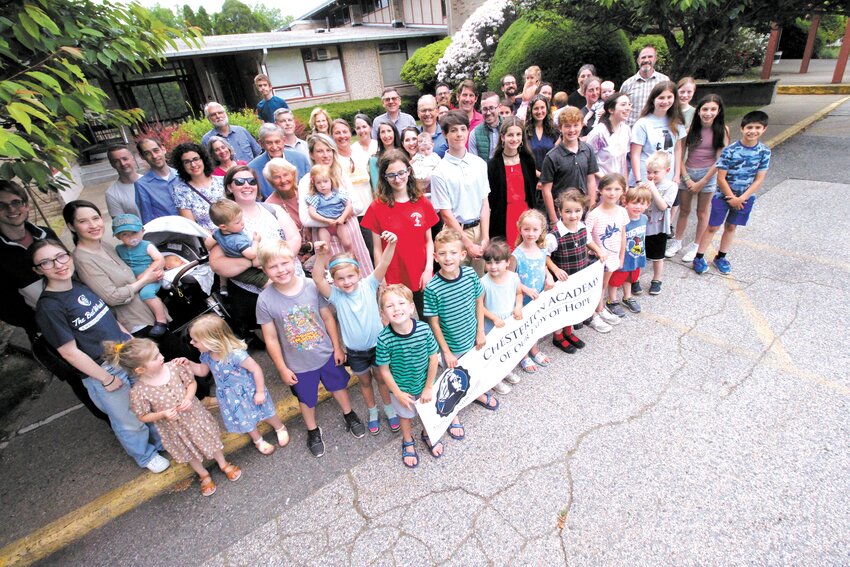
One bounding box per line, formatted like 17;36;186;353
346;347;377;375
680;165;718;194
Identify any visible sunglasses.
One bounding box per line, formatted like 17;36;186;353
232;178;258;187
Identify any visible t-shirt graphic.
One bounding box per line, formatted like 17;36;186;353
600;223;621;254
284;304;325;351
622;214;648;271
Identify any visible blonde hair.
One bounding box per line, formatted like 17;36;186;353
524;65;541;82
646;150;671;171
188;314;246;357
328;251;360;278
102;338;158;376
515;209;547;249
625;185;652;204
209;199;242;226
309;108;331;133
434;228;463;249
309;163;339;196
379;283;413;308
257;239;295;268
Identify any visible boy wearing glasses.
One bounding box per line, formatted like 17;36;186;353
207;198;270;289
372;87;416;140
467;92;503;163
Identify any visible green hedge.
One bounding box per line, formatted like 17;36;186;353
291;96;419;128
174;108;263;145
488;16;634;94
629;33;684;76
400;37;451;92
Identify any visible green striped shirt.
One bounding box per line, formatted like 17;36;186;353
376;319;438;395
423;266;483;354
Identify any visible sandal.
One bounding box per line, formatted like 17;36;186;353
421;430;444;459
401;440;419;468
387;414;401;433
551;336;577;354
367;415;381;435
275;425;290;447
220;462;242;482
447;421;465;440
520;356;539;373
254;438;275;455
472;392;500;411
532;352;551;366
565;334;585;349
199;474;216;497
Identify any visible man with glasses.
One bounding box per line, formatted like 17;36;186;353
371;87;416;140
134;138;179;223
435;82;453;109
467;92;503;163
417;94;447;158
0;180;107;420
500;75;520;113
200;101;263;162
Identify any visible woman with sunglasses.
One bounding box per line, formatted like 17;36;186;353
208;165;302;340
170;142;225;231
31;238;171;473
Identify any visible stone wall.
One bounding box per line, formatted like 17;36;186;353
448;0;486;34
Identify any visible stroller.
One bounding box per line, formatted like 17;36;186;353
143;216;231;332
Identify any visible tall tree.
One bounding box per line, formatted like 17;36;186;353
252;2;292;30
194;6;215;35
523;0;850;79
181;4;196;28
0;0;200;194
147;4;180;28
214;0;271;34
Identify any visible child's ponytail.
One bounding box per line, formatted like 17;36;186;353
101;338;157;376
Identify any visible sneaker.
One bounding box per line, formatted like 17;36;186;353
693;256;709;274
148;322;167;338
605;300;626;318
665;239;682;258
649;280;662;295
681;242;699;263
492;380;512;394
503;371;522;385
598;308;621;325
307;427;325;457
587;313;612;334
344;411;366;439
713;256;731;275
145;454;170;473
631;281;643;295
622;297;641;313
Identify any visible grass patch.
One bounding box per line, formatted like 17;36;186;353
725;106;761;121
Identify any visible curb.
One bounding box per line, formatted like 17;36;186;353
764;95;850;149
777;85;850;95
0;376;357;567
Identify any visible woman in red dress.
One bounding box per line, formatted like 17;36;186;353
487;116;536;248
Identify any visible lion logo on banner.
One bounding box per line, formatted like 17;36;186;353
435;365;470;417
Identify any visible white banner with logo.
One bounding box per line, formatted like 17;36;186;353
416;261;603;442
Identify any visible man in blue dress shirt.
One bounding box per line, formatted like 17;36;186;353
200;102;263;162
134;138;179;223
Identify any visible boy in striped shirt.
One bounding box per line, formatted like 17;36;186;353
377;284;440;468
423;230;499;444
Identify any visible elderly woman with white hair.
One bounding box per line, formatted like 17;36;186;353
263;157;308;245
247;123;311;200
207;135;246;176
298;134;374;275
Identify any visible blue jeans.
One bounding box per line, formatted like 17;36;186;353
83;363;163;468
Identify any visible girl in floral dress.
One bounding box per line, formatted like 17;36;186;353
107;338;240;497
185;314;290;456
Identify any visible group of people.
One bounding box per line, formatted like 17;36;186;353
1;46;772;490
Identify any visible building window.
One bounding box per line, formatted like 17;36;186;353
301;46;346;97
379;40;408;87
360;0;389;15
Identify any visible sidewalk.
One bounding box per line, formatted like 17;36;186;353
1;96;849;566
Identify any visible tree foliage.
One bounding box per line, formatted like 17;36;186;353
400;37;452;91
0;0;200;193
522;0;850;80
214;0;272;34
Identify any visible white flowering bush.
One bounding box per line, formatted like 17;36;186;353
436;0;517;87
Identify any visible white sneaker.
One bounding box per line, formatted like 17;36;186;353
681;242;699;263
588;313;612;333
492;380;512;394
665;238;682;258
598;308;621;325
145;453;170;473
503;371;522;385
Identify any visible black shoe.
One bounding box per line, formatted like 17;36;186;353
307;427;325;457
344;411;366;439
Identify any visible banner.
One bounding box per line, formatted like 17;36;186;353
417;261;603;442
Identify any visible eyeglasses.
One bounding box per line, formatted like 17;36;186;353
384;168;410;181
182;156;202;166
232;177;258;187
419;107;436;114
382;96;400;102
35;252;71;270
0;199;27;212
481;106;499;113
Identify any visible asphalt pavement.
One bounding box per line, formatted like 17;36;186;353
2;97;849;566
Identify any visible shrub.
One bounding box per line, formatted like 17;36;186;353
488;15;634;94
401;37;451;92
291;96;419;129
629;33;684;75
693;29;768;81
779;18;825;59
135;122;191;155
173;107;264;144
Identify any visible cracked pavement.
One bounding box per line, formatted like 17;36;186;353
6;102;850;566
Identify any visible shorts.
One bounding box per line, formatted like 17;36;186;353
680;165;718;195
645;233;667;261
389;391;420;420
139;282;161;301
609;268;641;288
346;347;376;375
291;355;351;408
709;194;755;227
